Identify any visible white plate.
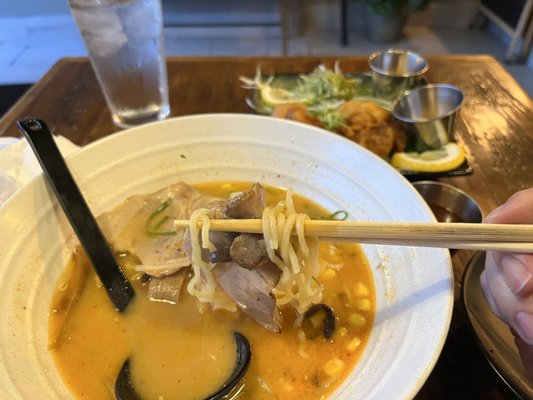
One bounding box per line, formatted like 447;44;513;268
0;114;453;399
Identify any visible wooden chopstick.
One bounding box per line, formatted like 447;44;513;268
174;219;533;253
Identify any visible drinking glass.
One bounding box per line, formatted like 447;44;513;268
69;0;170;128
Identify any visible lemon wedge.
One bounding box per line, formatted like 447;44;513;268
260;85;312;107
391;143;465;173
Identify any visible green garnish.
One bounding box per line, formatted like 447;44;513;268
299;63;361;102
146;199;177;236
322;210;348;221
309;107;347;131
240;63;367;111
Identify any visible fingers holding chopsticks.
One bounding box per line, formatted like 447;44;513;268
480;187;533;379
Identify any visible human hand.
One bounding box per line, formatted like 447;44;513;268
480;188;533;377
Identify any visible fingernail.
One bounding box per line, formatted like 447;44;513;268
480;271;505;321
515;312;533;344
502;256;531;294
484;205;503;223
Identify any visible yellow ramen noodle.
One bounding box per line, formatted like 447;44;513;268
48;182;375;400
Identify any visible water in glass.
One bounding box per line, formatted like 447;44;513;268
70;0;170;128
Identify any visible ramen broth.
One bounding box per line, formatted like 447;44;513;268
48;182;376;399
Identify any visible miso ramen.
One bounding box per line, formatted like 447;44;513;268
48;182;375;399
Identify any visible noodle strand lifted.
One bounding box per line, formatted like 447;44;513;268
187;208;236;311
186;190;323;314
263;190;322;313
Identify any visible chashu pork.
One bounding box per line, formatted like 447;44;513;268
97;182;218;276
183;183;281;331
97;182;281;331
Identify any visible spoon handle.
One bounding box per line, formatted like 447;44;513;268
17;118;134;312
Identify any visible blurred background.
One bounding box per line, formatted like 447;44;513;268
0;0;532;115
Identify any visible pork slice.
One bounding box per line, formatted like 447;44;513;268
147;270;187;304
207;231;236;263
213;262;281;332
208;200;229;219
97;182;218;273
181;183;268;263
256;261;282;288
230;233;269;269
181;195;244;263
97;195;147;244
183;229;236;264
224;183;266;219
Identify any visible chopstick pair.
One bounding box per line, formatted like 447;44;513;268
174;219;533;253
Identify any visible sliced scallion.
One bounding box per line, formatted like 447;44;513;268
146;199;177;236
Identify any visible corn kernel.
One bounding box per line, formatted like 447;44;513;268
354;282;369;297
337;326;348;337
348;313;366;328
283;383;294;392
321;268;337;280
346;336;361;352
354;298;372;312
279;378;294;392
323;357;345;376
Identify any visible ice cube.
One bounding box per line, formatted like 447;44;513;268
73;7;127;57
124;0;162;40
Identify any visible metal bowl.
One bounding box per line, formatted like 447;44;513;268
392;84;464;149
412;181;482;224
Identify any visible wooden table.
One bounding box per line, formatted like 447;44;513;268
1;56;532;398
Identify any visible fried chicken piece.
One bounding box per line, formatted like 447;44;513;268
271;103;323;128
338;101;391;124
391;120;407;153
337;101;406;158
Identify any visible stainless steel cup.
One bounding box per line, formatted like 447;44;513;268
412;181;482;224
392;84;464;149
412;180;482;255
368;49;428;100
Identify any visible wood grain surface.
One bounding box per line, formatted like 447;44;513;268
1;56;532;399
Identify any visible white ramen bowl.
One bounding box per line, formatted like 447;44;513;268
0;114;453;399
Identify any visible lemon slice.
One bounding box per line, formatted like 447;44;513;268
260;85;312;107
391;143;465;173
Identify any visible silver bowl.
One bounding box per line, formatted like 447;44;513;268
392;84;464;149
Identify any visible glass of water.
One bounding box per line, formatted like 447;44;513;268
69;0;170;128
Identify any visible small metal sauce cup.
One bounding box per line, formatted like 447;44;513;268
392;84;464;149
412;181;483;224
413;181;482;255
368;49;428;100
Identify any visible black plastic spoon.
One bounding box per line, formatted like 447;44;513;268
17;118;252;399
17;118;134;311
